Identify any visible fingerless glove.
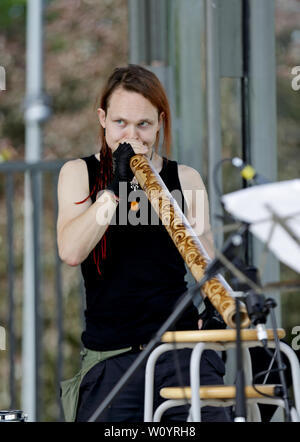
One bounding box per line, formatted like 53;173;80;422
198;296;227;330
106;142;135;197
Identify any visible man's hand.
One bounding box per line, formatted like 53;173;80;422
198;297;227;330
118;138;149;156
106;142;136;196
106;140;150;197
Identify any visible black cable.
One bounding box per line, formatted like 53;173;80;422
247;299;293;420
267;300;292;421
252;367;286;400
212;157;251;267
251;343;286;400
213;157;235;199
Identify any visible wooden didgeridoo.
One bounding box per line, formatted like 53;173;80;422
130;154;250;329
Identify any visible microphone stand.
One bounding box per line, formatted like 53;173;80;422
204;225;250;422
234;296;247;421
262;297;291;422
232;265;292;422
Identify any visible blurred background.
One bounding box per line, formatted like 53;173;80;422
0;0;299;422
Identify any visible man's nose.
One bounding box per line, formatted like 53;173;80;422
125;125;139;139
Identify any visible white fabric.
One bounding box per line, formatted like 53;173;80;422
222;179;300;274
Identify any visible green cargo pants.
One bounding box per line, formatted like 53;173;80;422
60;346;131;422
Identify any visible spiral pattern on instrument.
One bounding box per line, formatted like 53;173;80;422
130;155;250;329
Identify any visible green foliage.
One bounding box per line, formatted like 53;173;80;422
1;109;25;148
0;0;27;33
48;35;67;53
52;76;90;113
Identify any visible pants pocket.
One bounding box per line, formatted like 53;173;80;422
60;351;102;422
60;373;82;422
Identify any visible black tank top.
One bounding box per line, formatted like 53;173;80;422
80;154;199;351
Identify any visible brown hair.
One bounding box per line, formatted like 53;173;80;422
79;65;172;274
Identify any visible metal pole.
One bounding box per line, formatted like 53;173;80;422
247;0;280;329
22;0;50;422
177;0;205;171
128;0;143;64
206;0;223;250
5;174;16;409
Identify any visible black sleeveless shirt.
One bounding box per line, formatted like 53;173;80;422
80;154;199;351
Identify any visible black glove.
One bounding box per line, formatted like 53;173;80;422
106;142;135;197
198;297;227;330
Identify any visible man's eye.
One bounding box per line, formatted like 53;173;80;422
139;121;149;127
116;120;124;125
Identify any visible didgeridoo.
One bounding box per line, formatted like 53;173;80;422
130;154;250;329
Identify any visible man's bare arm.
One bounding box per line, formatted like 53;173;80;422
57;159;118;266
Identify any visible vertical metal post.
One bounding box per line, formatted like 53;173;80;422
206;0;223;250
5;173;16;409
52;172;64;421
128;0;146;64
22;0;49;422
247;0;280;327
176;0;205;170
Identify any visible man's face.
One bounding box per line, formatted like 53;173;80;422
97;87;163;154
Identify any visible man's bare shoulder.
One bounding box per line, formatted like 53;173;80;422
57;158;90;198
59;158;87;177
178;164;205;190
